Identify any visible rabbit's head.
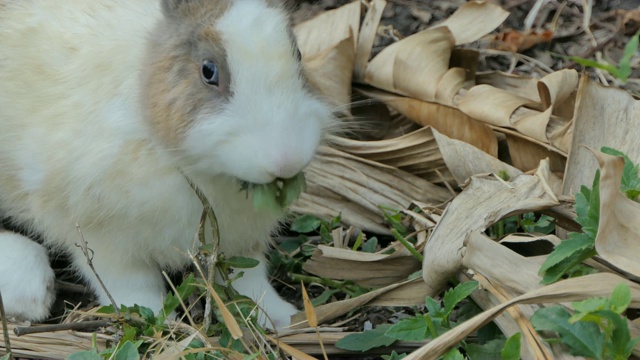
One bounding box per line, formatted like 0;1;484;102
144;0;333;184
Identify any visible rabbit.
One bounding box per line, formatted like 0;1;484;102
0;0;333;329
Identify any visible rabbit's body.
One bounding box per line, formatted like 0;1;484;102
0;0;330;328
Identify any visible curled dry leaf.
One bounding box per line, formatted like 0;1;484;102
353;0;386;82
463;232;544;295
365;26;455;102
590;149;640;278
303;245;421;287
328;127;457;186
457;69;578;153
304;36;355;114
430;1;509;46
476;71;541;100
293;146;452;234
422;160;559;296
356;87;498;156
359;0;514;151
431;128;521;186
294;1;360;60
295;0;359;112
563;75;640;196
366;0;508;100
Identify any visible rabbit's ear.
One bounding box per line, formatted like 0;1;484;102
161;0;197;19
161;0;186;14
161;0;232;21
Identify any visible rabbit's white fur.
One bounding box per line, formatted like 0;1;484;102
0;232;55;321
0;0;331;329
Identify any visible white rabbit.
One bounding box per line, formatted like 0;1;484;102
0;0;332;329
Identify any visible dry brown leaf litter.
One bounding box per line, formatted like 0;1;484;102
4;0;640;359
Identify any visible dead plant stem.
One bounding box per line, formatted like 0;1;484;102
13;320;110;336
162;271;198;329
183;174;221;333
75;224;121;317
0;291;11;357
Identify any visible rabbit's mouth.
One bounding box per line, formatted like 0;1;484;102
237;172;306;212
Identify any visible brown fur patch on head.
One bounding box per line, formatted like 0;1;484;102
162;0;232;24
143;0;234;148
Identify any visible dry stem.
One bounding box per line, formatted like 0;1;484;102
74;224;120;317
13;320;110;337
0;291;11;357
182;174;221;333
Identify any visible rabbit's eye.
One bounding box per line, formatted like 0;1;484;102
201;60;219;86
294;46;302;62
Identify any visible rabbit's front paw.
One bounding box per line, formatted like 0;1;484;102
261;296;298;330
229;257;298;330
0;232;55;321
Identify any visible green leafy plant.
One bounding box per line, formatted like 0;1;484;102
69;340;143;360
380;205;410;235
66;254;277;360
241;172;307;212
521;213;555;234
68;275;199;359
336;281;517;358
531;283;639;360
553;30;640;82
271;213;369;307
538;170;600;284
501;333;522;360
600;147;640;199
382;351;407;360
539;147;640;284
488;212;555;240
464;335;521;360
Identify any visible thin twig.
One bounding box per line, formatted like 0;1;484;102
0;291;12;357
477;48;555;74
13;320;110;336
582;0;597;47
161;271;198;330
75;224;121;317
182;174;221;333
523;0;548;32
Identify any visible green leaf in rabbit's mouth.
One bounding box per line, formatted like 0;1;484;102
239;172;306;212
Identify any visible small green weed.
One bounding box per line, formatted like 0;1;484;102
66;253;276;359
487;170;556;239
335;281;520;358
539;147;640;284
271;213;370;306
487;212;555;240
532;283;639;360
553;31;640;82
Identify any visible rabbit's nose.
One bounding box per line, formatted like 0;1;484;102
268;154;308;180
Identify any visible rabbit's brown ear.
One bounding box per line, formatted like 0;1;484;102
161;0;232;21
161;0;188;15
160;0;199;19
